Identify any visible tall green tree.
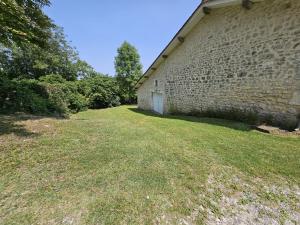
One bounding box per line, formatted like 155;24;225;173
0;26;82;81
0;0;53;48
114;41;142;104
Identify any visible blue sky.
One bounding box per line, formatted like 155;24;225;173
44;0;200;75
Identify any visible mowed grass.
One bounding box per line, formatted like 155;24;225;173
0;106;299;224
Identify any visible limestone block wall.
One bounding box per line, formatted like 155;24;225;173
137;0;300;125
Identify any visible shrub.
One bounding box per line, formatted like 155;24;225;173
67;92;88;113
80;74;121;109
88;93;120;109
0;73;121;116
40;75;89;114
43;83;69;115
0;76;75;116
0;78;50;114
110;95;121;108
252;112;298;131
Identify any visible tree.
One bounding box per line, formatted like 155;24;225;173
114;41;142;104
75;60;97;79
0;0;53;48
0;26;81;81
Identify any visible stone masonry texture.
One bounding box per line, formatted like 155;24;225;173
137;0;300;126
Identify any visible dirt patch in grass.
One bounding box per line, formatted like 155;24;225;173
153;166;300;225
271;129;300;137
205;166;300;225
0;114;62;147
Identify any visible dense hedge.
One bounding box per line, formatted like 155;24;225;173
0;77;51;114
0;74;121;116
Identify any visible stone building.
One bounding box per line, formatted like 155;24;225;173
135;0;300;128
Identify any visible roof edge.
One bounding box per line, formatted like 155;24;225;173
135;0;264;89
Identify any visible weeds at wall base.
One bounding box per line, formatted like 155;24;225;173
169;107;298;132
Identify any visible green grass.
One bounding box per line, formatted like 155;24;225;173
0;106;299;224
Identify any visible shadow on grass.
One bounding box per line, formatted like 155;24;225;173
0;114;64;137
128;107;252;132
0;118;36;137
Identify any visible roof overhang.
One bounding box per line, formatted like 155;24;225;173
135;0;264;89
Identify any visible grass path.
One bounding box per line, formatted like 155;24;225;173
0;106;299;224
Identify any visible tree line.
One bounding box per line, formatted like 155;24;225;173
0;0;142;116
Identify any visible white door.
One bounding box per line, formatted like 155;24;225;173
153;92;163;114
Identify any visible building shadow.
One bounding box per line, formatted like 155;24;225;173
128;107;252;132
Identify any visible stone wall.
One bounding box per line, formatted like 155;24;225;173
137;0;300;126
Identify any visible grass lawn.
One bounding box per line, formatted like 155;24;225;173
0;106;299;224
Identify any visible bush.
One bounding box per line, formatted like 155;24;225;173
67;92;88;113
0;76;82;116
43;82;69;115
0;73;121;116
88;93;120;109
40;77;89;115
39;75;89;114
0;77;50;114
80;74;121;109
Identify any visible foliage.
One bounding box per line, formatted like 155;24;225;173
0;72;122;116
39;73;67;84
75;60;97;79
0;26;84;81
0;76;56;114
0;0;53;48
67;92;88;113
80;74;120;109
0;74;90;116
0;3;136;116
40;75;88;114
114;41;142;104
